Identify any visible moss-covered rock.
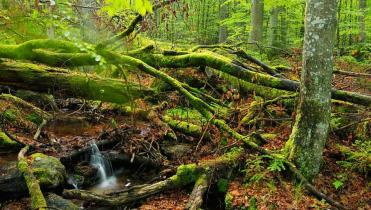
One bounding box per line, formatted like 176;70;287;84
46;193;79;210
29;153;66;189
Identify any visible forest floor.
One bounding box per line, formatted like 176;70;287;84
0;52;370;210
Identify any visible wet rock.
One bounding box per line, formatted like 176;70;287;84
0;161;27;200
46;193;79;210
29;153;66;189
74;161;99;187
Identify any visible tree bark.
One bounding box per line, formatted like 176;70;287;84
285;0;337;180
248;0;264;44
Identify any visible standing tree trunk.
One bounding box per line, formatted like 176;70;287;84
358;0;366;42
219;0;228;43
280;7;288;49
336;0;342;50
248;0;264;44
285;0;337;180
268;7;280;57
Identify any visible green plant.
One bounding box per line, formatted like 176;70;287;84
332;179;344;190
332;173;347;190
217;178;229;193
337;140;371;176
267;156;286;172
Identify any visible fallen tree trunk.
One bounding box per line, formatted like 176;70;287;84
0;61;153;104
186;173;210;210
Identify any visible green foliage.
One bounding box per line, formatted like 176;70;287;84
267;156;286;172
101;0;153;16
243;155;267;184
332;179;344;190
332;173;348;190
26;112;43;125
337;140;371;176
217;178;229;193
225;192;234;210
248;196;257;210
2;109;16;122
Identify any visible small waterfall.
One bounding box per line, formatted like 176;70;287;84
67;176;79;189
90;141;116;188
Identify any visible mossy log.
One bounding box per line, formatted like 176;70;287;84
162;115;209;139
17;146;47;210
62;148;244;206
128;50;370;106
0;93;51;120
0;61;153;104
0;131;22;150
0;39;369;106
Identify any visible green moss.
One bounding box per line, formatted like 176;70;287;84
3;109;17;122
166;107;207;125
170;163;200;187
26;112;43;125
225;192;234;210
0;131;20;149
30;153;66;189
260;133;277;141
163;115;205;138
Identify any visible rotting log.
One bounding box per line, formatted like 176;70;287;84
18;146;47;210
0;61;153;104
63;148;244;206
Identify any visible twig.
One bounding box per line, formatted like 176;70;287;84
332;118;370;132
333;69;371;78
33;119;47;140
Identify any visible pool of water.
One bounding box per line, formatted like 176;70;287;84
87;168;139;194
